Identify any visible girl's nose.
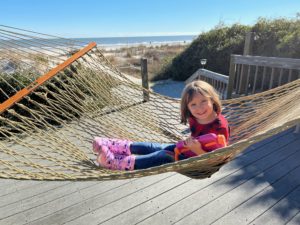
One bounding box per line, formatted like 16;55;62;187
196;104;204;109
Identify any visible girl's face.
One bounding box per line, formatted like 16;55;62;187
187;92;216;124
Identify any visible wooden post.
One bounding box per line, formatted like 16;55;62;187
141;58;150;102
226;55;236;99
243;32;254;56
238;32;255;95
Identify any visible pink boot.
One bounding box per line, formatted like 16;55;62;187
96;145;115;169
97;145;135;171
93;137;132;155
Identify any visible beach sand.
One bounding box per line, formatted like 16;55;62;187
101;42;189;82
98;40;191;51
0;41;188;101
98;42;188;99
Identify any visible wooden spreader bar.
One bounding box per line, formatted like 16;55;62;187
0;42;97;114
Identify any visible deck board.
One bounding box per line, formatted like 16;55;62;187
245;185;300;225
0;127;299;225
14;173;173;225
136;129;300;225
286;210;300;225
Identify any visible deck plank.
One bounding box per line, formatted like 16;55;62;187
63;173;189;225
286;210;300;225
0;180;46;197
1;178;130;225
18;173;173;225
175;142;300;225
99;130;298;225
249;185;300;225
136;129;299;225
1;181;97;220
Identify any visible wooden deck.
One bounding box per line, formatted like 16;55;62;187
0;127;299;225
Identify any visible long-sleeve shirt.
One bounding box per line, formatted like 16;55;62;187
182;114;230;158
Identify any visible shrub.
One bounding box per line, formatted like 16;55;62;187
155;15;300;81
252;17;300;58
155;23;249;81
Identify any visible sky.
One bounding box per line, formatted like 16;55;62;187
0;0;299;38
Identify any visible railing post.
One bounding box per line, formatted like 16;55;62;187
243;32;254;55
226;55;236;99
239;32;255;95
141;58;150;102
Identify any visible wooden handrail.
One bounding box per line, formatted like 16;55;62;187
186;69;229;99
231;55;300;69
0;42;97;114
186;69;228;84
227;54;300;99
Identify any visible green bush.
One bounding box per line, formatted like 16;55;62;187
156;23;249;81
156;15;300;81
252;17;300;58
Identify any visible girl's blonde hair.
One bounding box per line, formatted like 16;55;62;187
180;80;222;124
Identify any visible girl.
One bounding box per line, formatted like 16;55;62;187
93;80;229;171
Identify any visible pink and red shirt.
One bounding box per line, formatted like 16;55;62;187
182;114;230;158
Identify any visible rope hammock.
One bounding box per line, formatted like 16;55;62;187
0;25;299;180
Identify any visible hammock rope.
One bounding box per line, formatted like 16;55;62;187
0;25;299;180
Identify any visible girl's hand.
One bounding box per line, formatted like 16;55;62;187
184;136;207;156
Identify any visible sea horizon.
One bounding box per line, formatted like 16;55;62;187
0;34;198;53
72;34;197;47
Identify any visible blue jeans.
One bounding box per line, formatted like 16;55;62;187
130;142;186;170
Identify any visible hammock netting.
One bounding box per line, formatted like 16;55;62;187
0;25;299;180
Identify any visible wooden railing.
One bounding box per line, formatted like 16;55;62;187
186;68;229;99
227;55;300;98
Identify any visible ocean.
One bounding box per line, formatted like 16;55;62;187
0;35;197;50
73;35;197;48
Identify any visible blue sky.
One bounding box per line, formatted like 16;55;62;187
0;0;299;38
